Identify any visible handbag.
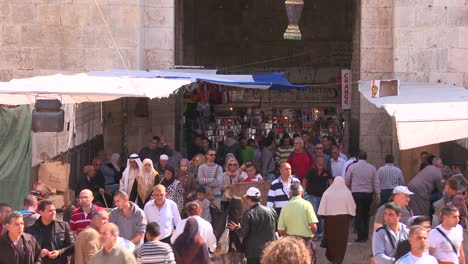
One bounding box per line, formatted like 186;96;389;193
215;220;230;256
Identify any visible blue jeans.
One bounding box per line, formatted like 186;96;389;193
306;194;323;235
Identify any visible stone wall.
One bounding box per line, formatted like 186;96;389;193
393;0;468;87
143;0;175;69
0;0;141;81
0;0;178;159
359;0;468;167
358;0;395;167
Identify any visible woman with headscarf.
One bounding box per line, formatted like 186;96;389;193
190;154;207;179
130;158;160;208
160;166;184;210
173;217;211;264
318;176;356;264
176;159;196;204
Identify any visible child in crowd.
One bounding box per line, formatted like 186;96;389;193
195;186;212;223
241;162;263;183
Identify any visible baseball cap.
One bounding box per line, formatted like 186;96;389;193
244;187;261;198
393;186;414;195
160;154;169;161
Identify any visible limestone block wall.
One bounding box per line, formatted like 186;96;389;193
0;0;141;81
0;0;147;164
393;0;468;87
143;0;175;69
359;0;395;166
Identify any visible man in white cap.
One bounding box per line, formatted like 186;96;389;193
156;154;169;175
119;154;142;195
228;187;277;264
374;186;414;231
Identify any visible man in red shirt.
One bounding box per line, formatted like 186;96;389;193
287;137;315;182
70;189;104;235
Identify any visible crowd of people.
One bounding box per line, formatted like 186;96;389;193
0;132;467;264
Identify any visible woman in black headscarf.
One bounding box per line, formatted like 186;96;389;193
173;217;211;264
160;166;184;211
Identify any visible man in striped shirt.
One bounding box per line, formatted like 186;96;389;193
267;162;301;215
377;154;405;206
197;149;223;207
134;222;175;264
70;189;105;235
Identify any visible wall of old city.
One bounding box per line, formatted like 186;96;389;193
358;0;468;175
0;0;177;163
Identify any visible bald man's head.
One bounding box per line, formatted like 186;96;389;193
279;162;292;178
79;189;94;208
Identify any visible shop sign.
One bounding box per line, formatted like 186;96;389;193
341;69;351;110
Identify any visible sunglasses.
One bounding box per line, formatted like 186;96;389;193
316;147;323;149
208;154;216;156
229;164;237;166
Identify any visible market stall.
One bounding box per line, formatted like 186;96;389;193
182;81;346;152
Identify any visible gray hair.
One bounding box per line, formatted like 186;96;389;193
106;223;120;236
432;157;442;166
294;137;304;145
290;182;303;197
5;211;23;224
91;210;109;219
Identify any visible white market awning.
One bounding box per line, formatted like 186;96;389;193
359;81;468;150
0;70;304;105
0;73;193;105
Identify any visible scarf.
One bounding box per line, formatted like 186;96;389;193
173;218;211;264
318;176;356;216
137;159;158;202
122;154;142;193
109;153;121;172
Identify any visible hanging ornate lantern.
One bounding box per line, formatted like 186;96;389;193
283;0;304;40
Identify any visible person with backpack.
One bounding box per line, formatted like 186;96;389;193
287;137;315;182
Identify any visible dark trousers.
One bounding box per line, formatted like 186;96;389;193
379;189;394;207
160;235;172;244
352;192;373;241
247;258;260;264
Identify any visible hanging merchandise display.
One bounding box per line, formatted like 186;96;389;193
182;82;346;156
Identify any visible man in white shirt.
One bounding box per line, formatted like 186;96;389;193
170;202;217;252
144;184;181;244
341;153;357;178
331;145;346;177
396;225;437;264
428;205;465;264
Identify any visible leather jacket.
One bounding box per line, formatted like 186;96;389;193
0;232;42;264
26;218;74;264
234;203;277;258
